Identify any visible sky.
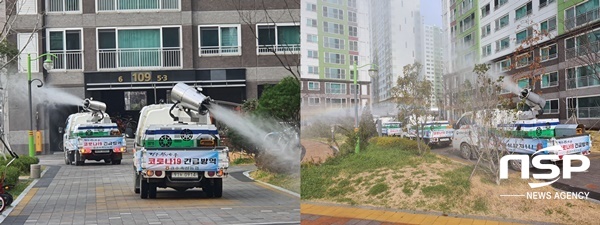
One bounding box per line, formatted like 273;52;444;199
421;0;443;27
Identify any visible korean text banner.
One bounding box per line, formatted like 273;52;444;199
81;137;124;150
142;150;219;171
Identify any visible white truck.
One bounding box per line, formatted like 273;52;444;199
452;88;592;170
133;83;229;199
382;122;403;136
406;121;454;147
62;99;126;166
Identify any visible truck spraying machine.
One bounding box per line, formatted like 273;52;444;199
62;99;126;166
452;88;592;170
133;83;229;199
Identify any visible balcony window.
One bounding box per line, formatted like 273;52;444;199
326;98;347;108
567;66;600;89
308;97;320;106
541;72;558;88
323;6;344;20
515;2;532;21
308;81;320;90
349;26;358;37
569;95;600;118
540;17;557;33
97;0;180;12
199;25;240;56
324;53;345;64
566;0;600;30
565;29;600;59
540;44;557;61
97;27;181;70
543;99;559;114
48;0;80;13
348;11;357;23
324;37;345;50
497;59;511;71
495;14;509;31
47;29;83;70
325;82;347;94
325;68;346;79
256;24;300;55
323;22;344;35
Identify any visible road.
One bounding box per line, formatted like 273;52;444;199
2;153;300;225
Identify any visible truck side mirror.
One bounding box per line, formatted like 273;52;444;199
58;127;64;134
452;123;459;130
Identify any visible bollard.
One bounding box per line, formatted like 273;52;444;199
30;164;41;179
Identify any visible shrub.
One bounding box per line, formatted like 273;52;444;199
0;155;40;174
369;137;429;153
0;165;21;185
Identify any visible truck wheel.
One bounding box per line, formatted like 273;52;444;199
134;171;140;194
114;160;122;165
64;152;69;165
148;183;157;199
202;179;214;198
213;179;223;198
460;143;471;160
105;159;112;164
140;178;148;199
509;155;526;171
75;152;84;166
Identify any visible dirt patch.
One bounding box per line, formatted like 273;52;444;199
301;139;334;164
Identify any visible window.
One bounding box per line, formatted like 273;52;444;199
539;0;555;8
540;16;556;33
308;97;320;106
48;0;80;13
326;98;347;107
350;84;360;94
124;91;147;111
350;55;358;65
570;96;600;118
481;24;491;37
47;29;83;70
17;0;37;15
516;52;533;68
323;0;342;5
349;26;358;37
306;3;316;12
308;66;318;75
460;13;475;32
348;0;357;7
494;0;508;9
97;26;181;69
199;25;240;56
325;53;345;64
565;29;600;59
256;24;300;54
323;37;345;50
97;0;179;11
325;83;347;94
481;4;490;18
495;14;509;31
540;44;557;61
306;18;317;27
349;41;358;51
515;2;532;21
348;11;357;23
496;37;510;52
463;33;473;47
308;81;320;90
482;44;492;57
541;72;558;88
564;0;599;30
325;68;346;79
307;34;318;43
518;78;531;89
323;6;344;20
497;59;511;71
323;22;344;35
307;50;318;59
17;33;39;72
516;29;528;43
567;66;600;89
544;99;559;114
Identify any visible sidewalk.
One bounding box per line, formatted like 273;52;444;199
301;202;530;225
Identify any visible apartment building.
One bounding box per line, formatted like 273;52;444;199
443;0;600;129
370;0;421;110
7;0;300;154
301;0;371;121
423;25;445;111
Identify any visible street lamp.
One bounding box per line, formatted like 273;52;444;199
27;53;57;157
352;62;378;154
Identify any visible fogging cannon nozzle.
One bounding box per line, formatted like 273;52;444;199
83;98;107;112
171;83;213;115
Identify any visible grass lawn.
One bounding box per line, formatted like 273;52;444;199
301;137;600;225
9;179;32;199
250;170;300;194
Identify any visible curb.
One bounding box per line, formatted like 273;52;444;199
0;166;48;222
243;170;300;198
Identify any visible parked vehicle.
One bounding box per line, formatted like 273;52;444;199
133;83;229;199
382;122;403;136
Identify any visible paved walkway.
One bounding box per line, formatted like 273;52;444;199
301;203;527;225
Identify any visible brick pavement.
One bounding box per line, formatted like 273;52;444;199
2;153;300;225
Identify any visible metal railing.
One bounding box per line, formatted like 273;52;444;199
97;0;179;11
48;0;80;12
257;44;300;54
544;108;559;114
565;7;600;30
48;51;83;70
565;40;600;59
542;80;558;88
541;53;557;61
577;106;600;118
98;48;181;70
199;46;240;56
567;75;600;89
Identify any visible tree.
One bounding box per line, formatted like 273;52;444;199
256;76;300;127
391;62;432;155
